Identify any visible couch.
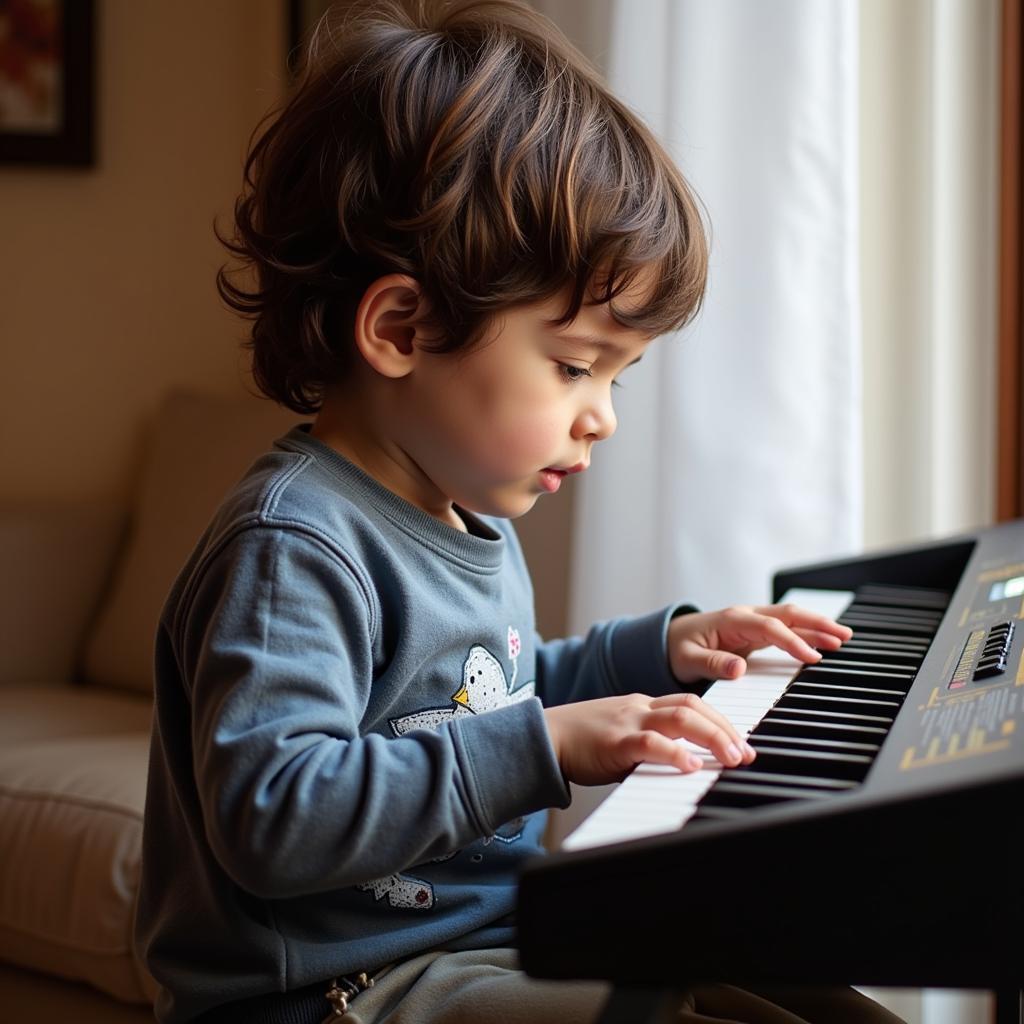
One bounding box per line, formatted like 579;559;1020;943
0;391;296;1021
0;389;594;1021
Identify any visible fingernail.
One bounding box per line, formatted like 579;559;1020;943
687;754;704;771
726;742;741;764
744;742;756;760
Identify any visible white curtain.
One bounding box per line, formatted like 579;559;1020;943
538;1;1000;1022
568;0;862;632
860;0;999;549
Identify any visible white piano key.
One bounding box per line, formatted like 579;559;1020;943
560;589;855;852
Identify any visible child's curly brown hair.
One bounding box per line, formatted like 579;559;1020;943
216;0;708;414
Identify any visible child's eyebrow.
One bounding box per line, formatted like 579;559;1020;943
555;332;645;366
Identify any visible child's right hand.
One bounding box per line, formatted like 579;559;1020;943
543;692;756;786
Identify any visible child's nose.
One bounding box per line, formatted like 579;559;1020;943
572;396;617;442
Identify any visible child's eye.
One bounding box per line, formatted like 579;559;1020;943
557;363;593;384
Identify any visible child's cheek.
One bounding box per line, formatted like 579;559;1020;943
464;375;564;470
486;414;563;470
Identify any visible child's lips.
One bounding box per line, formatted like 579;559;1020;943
540;468;565;491
538;463;587;493
538;469;564;492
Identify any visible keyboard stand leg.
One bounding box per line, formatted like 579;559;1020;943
994;989;1022;1024
596;987;685;1024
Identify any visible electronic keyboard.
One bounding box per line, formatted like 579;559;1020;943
517;521;1024;989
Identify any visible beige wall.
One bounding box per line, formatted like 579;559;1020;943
0;0;573;636
1;0;286;506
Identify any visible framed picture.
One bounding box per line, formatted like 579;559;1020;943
0;0;95;166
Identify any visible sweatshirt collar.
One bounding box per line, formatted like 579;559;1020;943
277;425;505;570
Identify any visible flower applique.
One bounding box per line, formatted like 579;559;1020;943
356;873;435;910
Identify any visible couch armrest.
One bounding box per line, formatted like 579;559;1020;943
0;504;127;686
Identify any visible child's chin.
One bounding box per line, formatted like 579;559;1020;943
461;491;540;521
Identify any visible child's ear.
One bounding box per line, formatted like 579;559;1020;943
353;274;434;379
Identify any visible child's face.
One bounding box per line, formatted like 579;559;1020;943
400;289;651;520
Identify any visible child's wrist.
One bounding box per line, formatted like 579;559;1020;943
542;706;563;764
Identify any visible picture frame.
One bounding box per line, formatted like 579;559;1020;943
0;0;95;167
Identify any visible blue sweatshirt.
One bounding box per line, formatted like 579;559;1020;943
134;425;689;1022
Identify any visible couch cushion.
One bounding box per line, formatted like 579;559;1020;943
0;504;126;687
0;962;155;1024
82;390;297;693
0;684;151;747
0;704;156;1003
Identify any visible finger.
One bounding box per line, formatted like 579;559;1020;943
645;697;755;766
793;627;847;650
755;604;853;642
674;638;747;680
747;613;825;664
621;730;706;773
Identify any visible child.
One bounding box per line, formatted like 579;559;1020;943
134;2;902;1022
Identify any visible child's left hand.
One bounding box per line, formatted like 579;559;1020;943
667;604;853;684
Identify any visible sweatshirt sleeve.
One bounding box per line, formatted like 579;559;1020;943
534;603;699;707
175;527;567;901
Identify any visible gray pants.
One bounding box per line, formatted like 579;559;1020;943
343;948;905;1024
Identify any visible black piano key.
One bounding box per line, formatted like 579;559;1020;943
791;672;910;691
762;705;896;724
754;716;890;743
840;634;928;648
775;693;900;717
716;767;858;790
833;649;923;665
802;659;917;675
697;784;812;810
839;616;936;637
787;681;907;700
813;650;922;668
802;667;917;684
688;806;752;822
750;732;881;754
836;658;921;672
737;747;872;783
839;630;932;646
794;682;911;702
812;653;918;668
832;654;924;669
850;595;943;609
853;584;950;609
844;604;944;626
839;639;929;655
841;607;937;621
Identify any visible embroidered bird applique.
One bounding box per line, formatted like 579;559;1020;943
360;637;532;912
388;643;534;737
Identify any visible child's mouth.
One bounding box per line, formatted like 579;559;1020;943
539;469;566;492
539;462;587;493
